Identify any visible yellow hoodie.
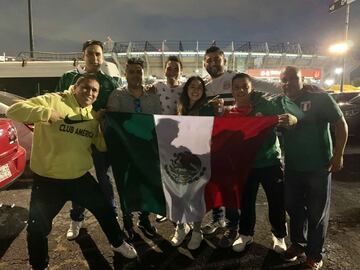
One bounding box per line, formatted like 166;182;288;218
6;89;106;179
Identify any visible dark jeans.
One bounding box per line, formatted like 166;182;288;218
27;173;123;270
212;207;224;222
123;211;151;230
284;169;331;262
70;146;115;221
227;165;287;238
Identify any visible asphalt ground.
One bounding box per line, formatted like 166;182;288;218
0;138;359;270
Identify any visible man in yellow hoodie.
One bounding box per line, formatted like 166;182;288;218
6;74;137;270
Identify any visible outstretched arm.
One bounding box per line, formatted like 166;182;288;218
6;95;60;124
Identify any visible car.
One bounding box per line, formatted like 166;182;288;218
0;91;33;160
337;93;360;138
0;119;26;189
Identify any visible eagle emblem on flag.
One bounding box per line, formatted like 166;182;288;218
164;150;206;185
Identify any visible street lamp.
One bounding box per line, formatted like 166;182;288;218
28;0;35;58
329;42;350;93
328;0;358;92
329;42;349;54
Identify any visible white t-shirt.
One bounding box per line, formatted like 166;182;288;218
154;81;183;115
205;71;281;105
205;71;236;106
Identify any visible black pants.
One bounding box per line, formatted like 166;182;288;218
27;173;124;270
227;165;287;238
70;146;116;221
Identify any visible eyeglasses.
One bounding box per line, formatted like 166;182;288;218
134;98;142;113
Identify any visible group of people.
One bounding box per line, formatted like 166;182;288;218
6;40;348;270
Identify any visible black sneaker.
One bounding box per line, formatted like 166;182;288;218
138;220;157;238
218;228;238;248
281;244;305;262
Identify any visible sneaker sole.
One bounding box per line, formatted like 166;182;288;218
232;238;253;252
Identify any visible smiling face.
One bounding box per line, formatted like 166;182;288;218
204;51;226;78
84;45;104;73
187;78;204;104
74;78;100;107
280;67;303;100
232;77;252;102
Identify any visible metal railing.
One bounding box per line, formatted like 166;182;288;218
111;40;321;55
16;51;83;61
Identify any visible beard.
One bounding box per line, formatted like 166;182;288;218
206;66;223;78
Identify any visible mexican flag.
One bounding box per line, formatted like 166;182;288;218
104;112;277;223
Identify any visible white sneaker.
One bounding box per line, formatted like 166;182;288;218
66;220;83;240
232;234;253;252
187;231;203;250
170;223;191;246
272;234;287;254
112;241;138;259
155;214;167;223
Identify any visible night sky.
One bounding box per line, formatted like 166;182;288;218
0;0;359;56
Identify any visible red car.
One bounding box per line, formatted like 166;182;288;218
0;119;26;189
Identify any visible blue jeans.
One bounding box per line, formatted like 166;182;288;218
284;169;331;261
70;145;116;221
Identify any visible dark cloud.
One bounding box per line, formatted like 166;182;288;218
0;0;359;55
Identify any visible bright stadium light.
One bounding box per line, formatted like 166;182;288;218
325;79;335;87
329;42;349;54
335;67;343;75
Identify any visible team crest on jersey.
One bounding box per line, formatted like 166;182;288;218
164;150;206;185
300;101;311;112
223;80;231;90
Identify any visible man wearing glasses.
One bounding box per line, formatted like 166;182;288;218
278;66;348;270
107;57;161;240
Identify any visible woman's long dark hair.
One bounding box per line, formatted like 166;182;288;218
177;76;207;115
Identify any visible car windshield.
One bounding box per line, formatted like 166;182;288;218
349;94;360;104
0;91;25;106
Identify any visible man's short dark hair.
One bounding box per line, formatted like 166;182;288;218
127;57;145;69
75;73;99;86
82;40;104;52
165;55;183;70
205;46;224;57
232;73;251;83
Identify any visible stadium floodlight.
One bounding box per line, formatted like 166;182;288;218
335;67;343;74
329;42;349;54
324;79;335;86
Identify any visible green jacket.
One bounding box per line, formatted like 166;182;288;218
247;91;282;168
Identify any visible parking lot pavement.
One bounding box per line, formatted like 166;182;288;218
1;142;359;269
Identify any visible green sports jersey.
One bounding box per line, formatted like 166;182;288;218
277;90;343;171
55;67;119;111
226;91;282;168
248;91;282;168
